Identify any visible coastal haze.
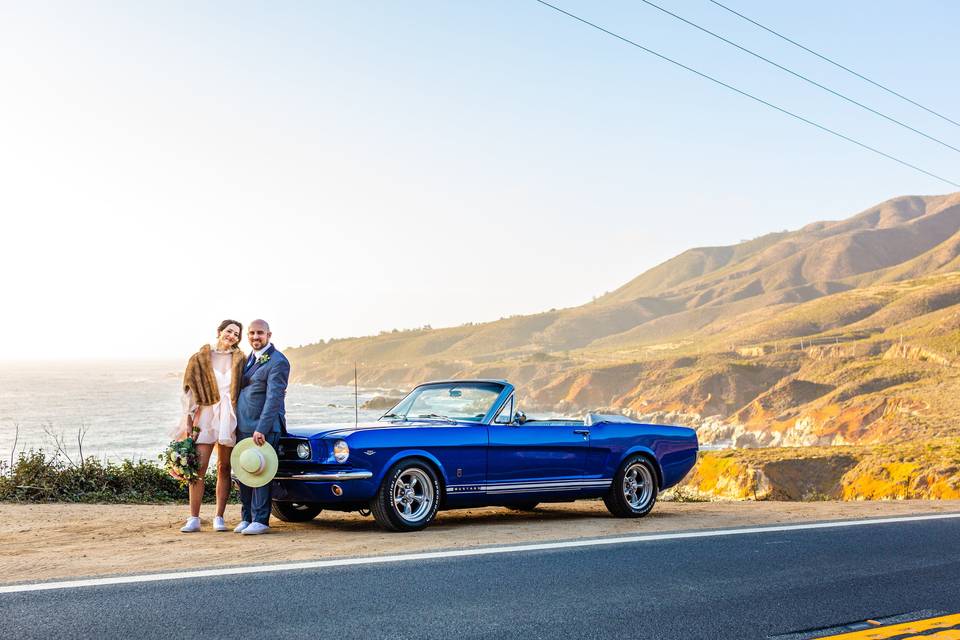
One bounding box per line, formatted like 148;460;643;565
0;362;386;462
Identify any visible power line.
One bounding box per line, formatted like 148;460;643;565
638;0;960;155
531;0;960;189
709;0;960;130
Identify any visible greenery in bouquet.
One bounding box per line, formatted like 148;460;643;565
160;436;201;487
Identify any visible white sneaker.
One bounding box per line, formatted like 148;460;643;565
240;522;270;535
213;516;228;532
233;520;250;533
180;517;201;533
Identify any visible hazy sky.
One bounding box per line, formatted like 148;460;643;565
3;1;958;360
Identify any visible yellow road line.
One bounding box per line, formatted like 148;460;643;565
820;613;960;639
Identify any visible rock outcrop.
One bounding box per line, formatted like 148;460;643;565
678;441;960;501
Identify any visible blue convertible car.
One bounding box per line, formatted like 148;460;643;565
272;379;698;532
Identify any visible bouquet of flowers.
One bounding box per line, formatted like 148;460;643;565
160;424;202;487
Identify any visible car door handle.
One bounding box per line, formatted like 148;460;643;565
573;429;590;436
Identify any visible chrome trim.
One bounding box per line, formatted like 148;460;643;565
492;394;514;425
484;389;515;425
275;471;374;481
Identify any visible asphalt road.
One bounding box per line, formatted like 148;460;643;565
3;517;959;640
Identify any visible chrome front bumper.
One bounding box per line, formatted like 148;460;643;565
274;470;374;481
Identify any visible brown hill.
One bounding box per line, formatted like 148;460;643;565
600;192;960;305
287;192;960;448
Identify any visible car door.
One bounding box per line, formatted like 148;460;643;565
485;395;589;498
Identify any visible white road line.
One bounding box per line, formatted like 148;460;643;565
2;512;958;595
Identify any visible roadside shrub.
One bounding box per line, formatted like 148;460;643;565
0;449;236;504
663;485;710;503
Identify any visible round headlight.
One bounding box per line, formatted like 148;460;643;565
296;442;311;460
333;439;350;464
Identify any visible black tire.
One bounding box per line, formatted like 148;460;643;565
603;456;659;518
370;459;441;532
270;501;323;522
508;502;539;511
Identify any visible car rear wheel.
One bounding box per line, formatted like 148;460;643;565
370;460;441;532
603;456;658;518
271;501;323;522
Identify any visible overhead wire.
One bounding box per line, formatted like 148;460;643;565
637;0;960;155
708;0;960;129
531;0;960;189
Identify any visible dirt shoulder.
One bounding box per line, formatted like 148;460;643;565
3;499;958;586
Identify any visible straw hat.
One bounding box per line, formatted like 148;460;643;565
231;439;279;488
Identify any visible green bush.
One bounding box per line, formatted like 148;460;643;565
0;450;237;504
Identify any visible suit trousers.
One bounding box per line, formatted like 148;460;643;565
237;431;281;525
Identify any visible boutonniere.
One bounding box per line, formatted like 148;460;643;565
256;353;271;366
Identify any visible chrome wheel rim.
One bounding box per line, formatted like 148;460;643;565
392;468;434;523
623;462;654;511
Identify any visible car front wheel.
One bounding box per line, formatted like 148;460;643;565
271;501;323;522
603;456;658;518
370;460;440;532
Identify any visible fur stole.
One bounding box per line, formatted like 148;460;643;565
182;344;245;406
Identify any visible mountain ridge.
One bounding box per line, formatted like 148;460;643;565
287;192;960;449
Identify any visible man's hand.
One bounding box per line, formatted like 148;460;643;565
253;431;266;446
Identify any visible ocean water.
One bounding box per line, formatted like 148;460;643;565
0;361;388;463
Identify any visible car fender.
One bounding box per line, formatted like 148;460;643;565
379;448;450;488
620;445;664;488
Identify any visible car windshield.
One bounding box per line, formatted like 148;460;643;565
381;382;504;423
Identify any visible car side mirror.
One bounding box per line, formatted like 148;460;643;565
513;410;527;425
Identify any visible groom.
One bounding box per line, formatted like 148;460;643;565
234;318;290;535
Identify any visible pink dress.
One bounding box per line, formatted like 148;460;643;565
176;350;238;447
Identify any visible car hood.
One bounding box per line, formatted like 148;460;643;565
286;420;465;439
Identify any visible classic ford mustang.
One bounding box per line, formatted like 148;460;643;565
272;379;698;532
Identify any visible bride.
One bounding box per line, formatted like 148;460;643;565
177;319;246;533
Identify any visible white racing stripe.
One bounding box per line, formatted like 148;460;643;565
448;479;612;494
457;487;611;495
487;481;611;488
2;512;958;595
